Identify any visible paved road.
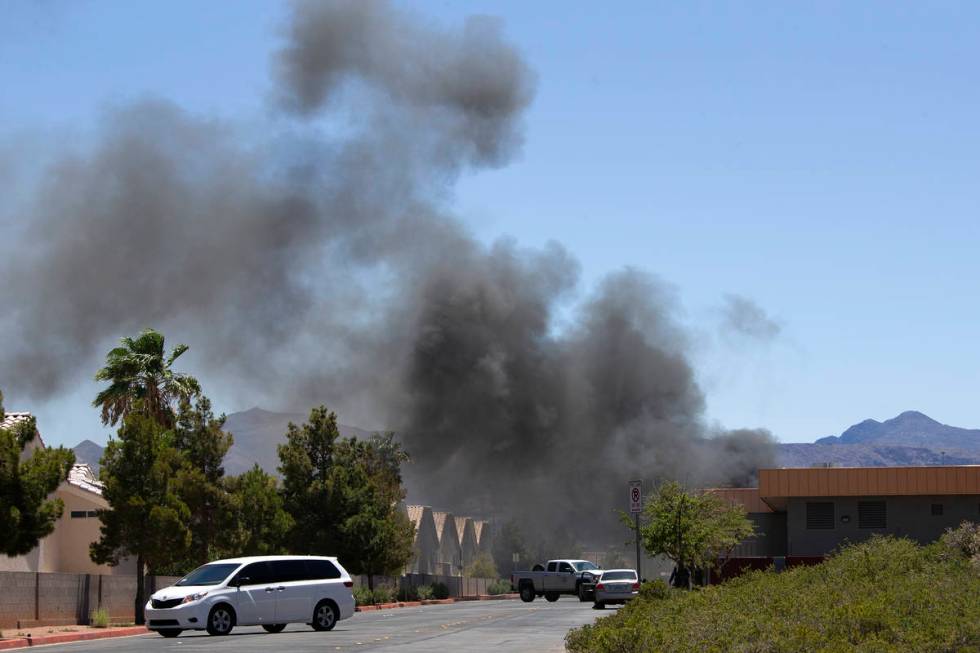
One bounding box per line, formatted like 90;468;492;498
35;598;612;653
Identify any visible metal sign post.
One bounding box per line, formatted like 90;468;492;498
629;480;642;580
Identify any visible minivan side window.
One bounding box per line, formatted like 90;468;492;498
232;562;272;586
546;562;557;572
306;559;341;580
271;559;309;583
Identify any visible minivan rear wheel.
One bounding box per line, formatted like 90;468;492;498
206;604;236;636
262;623;286;633
158;629;181;638
312;600;338;631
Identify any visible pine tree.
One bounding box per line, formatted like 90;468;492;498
91;411;191;624
0;389;75;556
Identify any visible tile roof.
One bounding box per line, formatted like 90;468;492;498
0;411;46;449
67;463;104;496
407;505;426;528
472;519;487;544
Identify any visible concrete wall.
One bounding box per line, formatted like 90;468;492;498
786;495;980;556
0;572;181;628
732;513;788;557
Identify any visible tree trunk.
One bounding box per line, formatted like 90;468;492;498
135;553;145;625
367;574;374;591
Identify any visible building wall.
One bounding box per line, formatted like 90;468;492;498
786;494;980;556
731;513;787;557
0;485;132;575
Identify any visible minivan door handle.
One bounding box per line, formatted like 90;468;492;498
264;587;276;593
276;586;286;591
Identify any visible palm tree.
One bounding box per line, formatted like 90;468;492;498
93;329;201;427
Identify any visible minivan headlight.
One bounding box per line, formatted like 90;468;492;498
182;591;208;604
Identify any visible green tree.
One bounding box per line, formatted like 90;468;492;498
330;438;415;590
171;396;235;568
278;407;415;589
278;406;341;552
464;552;498;579
225;465;293;556
492;519;530;573
627;481;754;588
93;329;200;428
91;412;191;624
0;390;75;556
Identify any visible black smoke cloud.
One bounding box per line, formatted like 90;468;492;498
0;0;774;542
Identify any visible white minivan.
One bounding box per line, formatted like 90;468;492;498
144;555;356;638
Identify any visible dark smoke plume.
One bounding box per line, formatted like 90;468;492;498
0;0;774;544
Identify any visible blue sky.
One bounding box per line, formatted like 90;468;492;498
3;1;980;445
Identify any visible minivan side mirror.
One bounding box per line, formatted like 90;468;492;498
232;576;250;588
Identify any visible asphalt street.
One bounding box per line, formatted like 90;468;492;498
33;598;613;653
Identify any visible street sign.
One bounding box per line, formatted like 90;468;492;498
629;480;642;513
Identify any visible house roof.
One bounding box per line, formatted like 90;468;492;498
67;463;104;496
758;465;980;510
455;516;474;544
0;412;46;449
472;519;487;544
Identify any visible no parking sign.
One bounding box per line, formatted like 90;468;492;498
629;480;642;513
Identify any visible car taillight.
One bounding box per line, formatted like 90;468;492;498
632;583;640;590
595;583;604;590
344;581;353;588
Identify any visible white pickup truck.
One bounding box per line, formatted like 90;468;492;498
510;559;603;603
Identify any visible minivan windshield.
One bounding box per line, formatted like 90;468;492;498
573;561;600;572
175;563;240;587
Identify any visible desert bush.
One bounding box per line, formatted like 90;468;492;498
464;552;498;579
352;586;372;605
416;584;434;600
397;585;419;601
89;608;110;628
566;536;980;653
487;579;512;595
431;581;450;600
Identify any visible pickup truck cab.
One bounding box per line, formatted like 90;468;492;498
510;559;602;603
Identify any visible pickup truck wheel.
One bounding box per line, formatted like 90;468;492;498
519;584;535;603
544;592;560;602
592;601;605;610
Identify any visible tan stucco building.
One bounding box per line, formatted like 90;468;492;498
0;412;133;575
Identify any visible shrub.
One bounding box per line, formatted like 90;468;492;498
566;536;980;653
397;585;419;602
90;608;110;629
371;586;394;604
464;552;498;579
431;582;450;600
487;579;511;595
416;584;434;600
352;586;372;605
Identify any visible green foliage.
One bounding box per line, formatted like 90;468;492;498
464;551;498;579
941;521;980;572
89;608;110;628
93;329;200;428
566;536;980;653
487;579;512;595
353;586;396;605
224;465;293;557
431;582;450;600
416;584;434;600
0;392;75;556
397;585;419;601
278;407;415;587
626;481;754;586
90;412;191;622
492;519;530;573
170;396;235;568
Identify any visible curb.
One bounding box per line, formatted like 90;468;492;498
0;626;148;650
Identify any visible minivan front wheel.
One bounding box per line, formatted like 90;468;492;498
312;600;338;631
262;623;286;633
206;604;236;636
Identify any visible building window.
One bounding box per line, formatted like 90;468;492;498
931;504;944;516
87;511;98;518
69;510;87;519
806;502;835;529
858;501;886;529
